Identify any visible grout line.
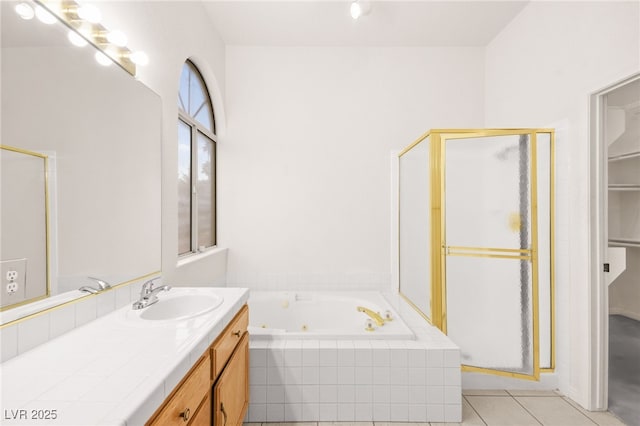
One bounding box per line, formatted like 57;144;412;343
511;394;544;426
463;395;488;426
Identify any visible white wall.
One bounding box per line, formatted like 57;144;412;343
223;47;485;289
97;1;229;286
484;1;640;408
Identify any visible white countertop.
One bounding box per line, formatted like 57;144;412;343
0;287;249;426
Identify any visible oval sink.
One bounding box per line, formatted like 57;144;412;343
138;292;224;321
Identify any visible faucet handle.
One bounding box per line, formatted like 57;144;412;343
141;278;159;296
88;276;111;290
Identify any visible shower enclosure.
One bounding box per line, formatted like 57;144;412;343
399;129;554;380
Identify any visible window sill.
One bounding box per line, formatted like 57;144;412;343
177;247;228;268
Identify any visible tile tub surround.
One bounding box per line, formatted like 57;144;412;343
247;292;462;423
0;287;249;426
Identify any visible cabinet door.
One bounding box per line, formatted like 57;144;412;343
213;332;249;426
190;393;211;426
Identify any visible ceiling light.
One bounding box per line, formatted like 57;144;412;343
129;51;149;66
77;4;102;24
350;1;362;20
15;3;34;20
67;30;88;47
95;51;112;66
106;30;128;47
35;5;57;24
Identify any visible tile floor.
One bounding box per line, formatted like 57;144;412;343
244;390;628;425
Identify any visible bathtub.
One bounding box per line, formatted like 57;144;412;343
248;291;415;340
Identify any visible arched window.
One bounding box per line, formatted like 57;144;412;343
178;60;216;255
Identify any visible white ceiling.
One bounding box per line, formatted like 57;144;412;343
203;1;530;46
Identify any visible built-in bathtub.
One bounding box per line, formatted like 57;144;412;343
245;290;462;423
248;291;414;340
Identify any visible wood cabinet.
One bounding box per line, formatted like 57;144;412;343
146;305;249;426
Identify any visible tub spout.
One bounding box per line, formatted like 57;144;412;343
357;306;385;327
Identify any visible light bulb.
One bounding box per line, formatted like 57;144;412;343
35;5;56;24
350;1;362;20
67;30;88;47
95;51;112;66
107;30;128;47
130;51;149;66
15;3;34;20
77;4;102;24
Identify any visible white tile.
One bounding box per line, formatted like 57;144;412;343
284;348;302;366
17;312;50;354
427;386;444;404
354;385;372;403
355;366;372;384
266;403;284;422
284;403;303;422
372;348;390;366
165;356;191;392
337;366;355;384
115;285;131;309
337;348;355;366
318;404;338;421
427;403;445;422
285;366;303;384
250;385;267;404
389;385;409;404
38;375;98;400
373;384;390;403
75;297;97;326
408;367;426;386
301;402;319;421
444;386;462;404
465;395;539;425
372;366;390;384
426;349;444;367
408;386;427;405
319;366;337;384
337;384;355;403
319;348;337;366
444;367;461;386
444;403;462;422
390;366;408;385
49;305;76;340
302;365;320;384
426;367;444;386
336;403;356;421
267;385;285;403
248;403;266;423
319;384;338;403
250;348;267;368
1;323;18;362
390;403;409;421
409;404;428;422
444;349;461;367
284;384;303;403
354;348;373;366
301;348;319;366
407;349;426;368
267;347;285;367
372;403;390;421
355;403;373;421
302;384;319;404
390;348;408;367
268;365;285;385
96;291;116;317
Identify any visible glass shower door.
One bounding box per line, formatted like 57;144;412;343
442;131;540;380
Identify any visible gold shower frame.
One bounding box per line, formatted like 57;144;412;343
398;128;556;379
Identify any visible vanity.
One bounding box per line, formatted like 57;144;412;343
0;287;249;426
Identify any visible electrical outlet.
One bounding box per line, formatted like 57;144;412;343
1;259;27;307
6;282;18;294
7;270;18;282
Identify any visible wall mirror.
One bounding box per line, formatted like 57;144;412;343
0;0;161;323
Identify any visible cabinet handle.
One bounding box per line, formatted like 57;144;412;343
179;408;190;422
220;402;227;425
232;330;241;337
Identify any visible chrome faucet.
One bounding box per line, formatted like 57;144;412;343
79;277;111;294
132;279;171;310
357;306;386;327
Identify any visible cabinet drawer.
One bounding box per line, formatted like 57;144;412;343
212;305;248;378
147;354;210;426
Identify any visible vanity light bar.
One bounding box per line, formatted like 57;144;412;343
33;0;137;76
